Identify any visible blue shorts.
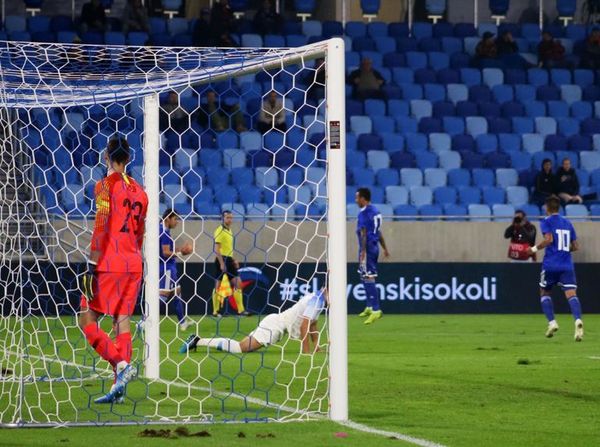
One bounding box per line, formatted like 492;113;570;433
358;249;379;279
160;264;178;293
539;269;577;291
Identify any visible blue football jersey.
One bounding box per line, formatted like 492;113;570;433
159;224;176;270
356;204;382;254
540;214;577;272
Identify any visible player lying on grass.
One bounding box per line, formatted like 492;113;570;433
180;288;327;354
79;136;148;404
528;196;584;341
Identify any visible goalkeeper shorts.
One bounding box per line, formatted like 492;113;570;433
248;314;285;346
80;272;143;317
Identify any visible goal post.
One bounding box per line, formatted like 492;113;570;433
0;37;347;426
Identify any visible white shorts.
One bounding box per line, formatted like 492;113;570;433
248;314;285;346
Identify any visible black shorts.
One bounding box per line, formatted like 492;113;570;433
214;256;238;279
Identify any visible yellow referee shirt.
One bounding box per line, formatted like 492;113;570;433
214;225;234;257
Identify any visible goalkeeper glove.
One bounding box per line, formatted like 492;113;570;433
81;261;97;302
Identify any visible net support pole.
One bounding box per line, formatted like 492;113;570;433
326;37;348;422
143;93;160;379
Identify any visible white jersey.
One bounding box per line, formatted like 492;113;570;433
279;290;326;340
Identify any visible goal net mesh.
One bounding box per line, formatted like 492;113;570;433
0;39;337;426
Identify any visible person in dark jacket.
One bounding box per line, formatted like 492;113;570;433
80;0;107;33
533;158;556;206
193;8;213;46
347;58;385;100
538;32;565;68
496;31;518;56
253;0;282;35
556;158;583;204
504;209;537;262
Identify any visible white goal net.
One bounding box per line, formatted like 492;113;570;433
0;38;347;426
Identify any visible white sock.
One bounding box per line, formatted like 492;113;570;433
197;338;242;353
116;361;127;373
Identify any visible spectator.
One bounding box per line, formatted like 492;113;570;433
519;0;549;23
210;0;234;36
253;0;283;35
193;7;212;47
216;32;238;47
348;58;385;100
538;32;565;68
556;158;583;204
475;31;498;62
504;210;537;262
122;0;149;33
160;91;188;133
496;31;518;56
258;90;287;133
533;159;557;206
80;0;107;33
583;28;600;69
306;57;325;102
197;90;246;133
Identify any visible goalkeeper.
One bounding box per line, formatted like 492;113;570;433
180;289;327;354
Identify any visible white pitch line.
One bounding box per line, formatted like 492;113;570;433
9;351;447;446
589;356;600;360
339;420;447;447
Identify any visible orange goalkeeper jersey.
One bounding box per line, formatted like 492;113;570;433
91;171;148;273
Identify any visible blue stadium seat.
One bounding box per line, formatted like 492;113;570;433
437;68;461;85
583;85;600;102
580;151;600;171
532;151;556;169
412;22;433;39
545;134;567;153
538;85;561;102
419;117;443;134
399;168;423;187
571;101;592;120
492;84;514;104
406;52;428;70
535;117;557;136
385;186;409;206
434;186;457;205
367;150;391;171
416;151;438;169
5;16;26;33
428;52;450;71
460;68;482;87
396;116;418;133
447;84;469;104
492;204;516;222
388;22;409;37
496;168;518;188
454;22;477;37
429;132;451;153
478;101;501;118
550;68;571;86
502;102;525;118
424;168;447;187
350;116;372;136
471;168;494;187
393;204;418;218
515;84;536;103
505;69;527;85
381;133;404;152
409;186;433;207
506;186;529;207
470;85;493;103
561;85;582;105
353;168;376;187
462;152;485;169
439;151;461;170
512;117;534;134
373;117;395;135
524;101;546;118
573;69;594;88
463;37;480;56
465;117;488;139
418;204;443;221
547;100;568;119
404;133;428;153
568;135;592;152
497;133;521;153
441;37;463;54
486;151;511;168
358;134;383;152
468;204;491;222
483;186;505;205
432;101;455;118
482;68;504;88
565;204;589;220
448;168;471;187
410;100;433;121
581;118;600;135
475;134;498;154
376;168;400;187
443;117;465;136
510;152;533;172
442;203;467;220
255;167;279;188
528;68;549;87
459;186;481;205
455;100;477;117
424;84;446;103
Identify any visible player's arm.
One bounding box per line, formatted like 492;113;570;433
214;230;226;271
379;233;390;258
299;317;313;354
359;228;367;263
570;239;579;252
161;242;190;259
89;180;111;263
309;320;321;352
529;232;553;254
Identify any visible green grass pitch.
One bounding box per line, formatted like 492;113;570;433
2;314;599;446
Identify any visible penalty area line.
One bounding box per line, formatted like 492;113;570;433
338;420;447;447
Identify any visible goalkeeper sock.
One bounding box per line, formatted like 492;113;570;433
363;282;380;311
567;296;582;320
540;296;555;322
173;295;185;323
83;323;123;368
115;332;132;363
233;288;245;313
197;338;242;353
211;289;221;315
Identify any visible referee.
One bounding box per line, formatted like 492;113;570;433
212;210;246;316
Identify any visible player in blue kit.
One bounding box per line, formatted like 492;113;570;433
528;196;584;341
159;209;193;330
355;188;390;325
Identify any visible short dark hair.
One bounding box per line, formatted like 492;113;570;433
515;209;526;217
222;209;232;217
162;208;177;220
545;196;560;213
541;158;552;168
356;187;371;202
107;136;130;164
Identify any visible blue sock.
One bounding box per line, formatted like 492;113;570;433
567;296;582;320
540;296;555;322
361;281;373;308
363;282;380;311
173;296;185;324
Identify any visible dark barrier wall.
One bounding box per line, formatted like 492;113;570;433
4;262;599;316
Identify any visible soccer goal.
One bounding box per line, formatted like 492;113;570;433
0;38;347;426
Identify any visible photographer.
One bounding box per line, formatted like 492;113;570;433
504;210;537;262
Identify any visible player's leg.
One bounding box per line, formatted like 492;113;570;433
212;259;224;316
357;257;373;317
172;285;193;330
363;251;382;324
560;270;583;341
539;270;559;337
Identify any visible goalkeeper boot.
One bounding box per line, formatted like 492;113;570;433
94;364;136;404
358;307;373;318
574;319;584;342
179;319;193;331
364;310;382;325
545;320;559;338
179;334;200;354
